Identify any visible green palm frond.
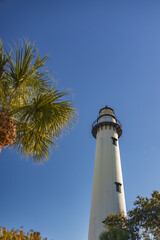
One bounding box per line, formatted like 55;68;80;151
0;40;8;79
6;41;51;107
13;121;56;162
0;39;77;162
12;87;77;162
0;40;10;109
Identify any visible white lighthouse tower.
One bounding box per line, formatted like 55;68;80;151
88;106;126;240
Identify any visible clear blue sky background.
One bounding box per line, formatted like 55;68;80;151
0;1;160;239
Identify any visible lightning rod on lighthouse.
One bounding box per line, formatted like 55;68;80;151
88;106;126;240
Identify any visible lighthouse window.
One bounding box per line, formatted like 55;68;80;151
115;182;122;193
112;137;117;146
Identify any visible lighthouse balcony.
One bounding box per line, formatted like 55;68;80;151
92;117;122;138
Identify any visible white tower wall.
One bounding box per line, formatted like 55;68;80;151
88;107;126;240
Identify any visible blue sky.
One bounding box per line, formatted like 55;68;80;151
0;1;160;239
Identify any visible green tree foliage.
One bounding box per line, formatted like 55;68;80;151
0;40;77;162
100;191;160;240
128;190;160;239
100;214;131;240
0;227;47;240
99;227;130;240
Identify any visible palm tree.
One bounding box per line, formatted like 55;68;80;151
0;40;76;163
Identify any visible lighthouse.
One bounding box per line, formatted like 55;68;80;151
88;106;126;240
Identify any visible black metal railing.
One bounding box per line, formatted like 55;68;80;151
92;119;122;129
